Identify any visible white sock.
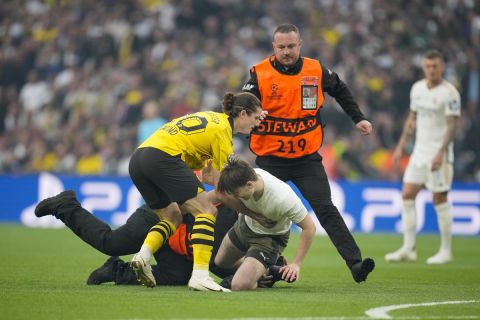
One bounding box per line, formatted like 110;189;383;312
402;199;416;251
434;202;452;254
139;245;152;261
191;269;209;278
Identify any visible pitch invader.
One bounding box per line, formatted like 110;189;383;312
385;50;461;264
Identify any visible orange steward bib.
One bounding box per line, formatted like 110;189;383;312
250;57;324;158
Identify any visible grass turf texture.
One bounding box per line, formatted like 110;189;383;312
0;225;478;320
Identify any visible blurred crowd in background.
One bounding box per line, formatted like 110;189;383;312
0;0;479;181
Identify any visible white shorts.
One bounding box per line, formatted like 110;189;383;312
403;158;453;193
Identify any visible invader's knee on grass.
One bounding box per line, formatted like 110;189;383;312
231;277;257;291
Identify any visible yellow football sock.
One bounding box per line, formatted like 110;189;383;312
191;213;216;270
143;220;176;253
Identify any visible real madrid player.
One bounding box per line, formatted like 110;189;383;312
385;50;461;264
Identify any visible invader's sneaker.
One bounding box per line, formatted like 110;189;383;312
131;253;156;288
267;255;294;284
34;190;77;217
426;251;452;265
385;248;417;262
219;275;233;289
351;257;375;283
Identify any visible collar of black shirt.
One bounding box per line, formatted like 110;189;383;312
270;55;303;75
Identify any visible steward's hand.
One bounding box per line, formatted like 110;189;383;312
356;120;372;135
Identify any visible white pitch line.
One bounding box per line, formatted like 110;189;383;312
119;316;479;320
365;300;479;319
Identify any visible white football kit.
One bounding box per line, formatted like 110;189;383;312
404;79;461;192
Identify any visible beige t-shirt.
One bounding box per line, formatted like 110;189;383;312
240;168;308;235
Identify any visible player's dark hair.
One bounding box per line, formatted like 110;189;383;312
273;24;300;36
221;92;261;118
217;156;258;194
424;49;444;61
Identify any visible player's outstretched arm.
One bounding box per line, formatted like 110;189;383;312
280;214;316;282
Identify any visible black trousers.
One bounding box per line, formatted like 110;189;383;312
57;200;236;285
57;201;193;285
256;153;362;268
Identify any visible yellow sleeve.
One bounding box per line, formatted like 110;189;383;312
211;130;233;171
184;153;206;170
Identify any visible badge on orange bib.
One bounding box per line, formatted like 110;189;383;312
301;76;318;110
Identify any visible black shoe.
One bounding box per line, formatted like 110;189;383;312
351;257;375;283
35;190;77;217
87;257;123;285
267;256;293;285
275;255;287;267
219;275;233;289
268;265;284;283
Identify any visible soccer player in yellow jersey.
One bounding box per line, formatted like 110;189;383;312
129;91;264;291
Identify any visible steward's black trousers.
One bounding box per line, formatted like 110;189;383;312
256;153;362;269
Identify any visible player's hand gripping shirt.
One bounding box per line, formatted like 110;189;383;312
240;168;308;235
139;111;234;171
410;79;461;163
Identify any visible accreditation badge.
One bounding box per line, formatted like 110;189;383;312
301;76;318;110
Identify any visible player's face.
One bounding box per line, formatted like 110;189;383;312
235;108;263;134
423;57;444;85
272;32;302;67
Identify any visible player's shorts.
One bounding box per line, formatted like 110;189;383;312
403;157;453;193
129;147;204;209
227;215;289;268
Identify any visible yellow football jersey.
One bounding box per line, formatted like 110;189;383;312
139;111;234;171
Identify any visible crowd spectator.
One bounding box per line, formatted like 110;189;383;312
137;99;167;144
0;0;478;181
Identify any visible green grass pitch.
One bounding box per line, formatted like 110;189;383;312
0;225;478;320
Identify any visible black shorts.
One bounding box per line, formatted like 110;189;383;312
129;147;204;209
